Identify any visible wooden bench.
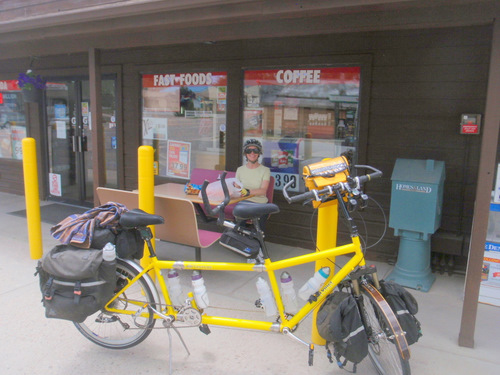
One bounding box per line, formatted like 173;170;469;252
190;168;275;221
96;187;222;261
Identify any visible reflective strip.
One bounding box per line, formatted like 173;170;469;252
343;325;365;342
52;279;106;287
396;309;410;316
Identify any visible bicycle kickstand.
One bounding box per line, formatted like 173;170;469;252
283;327;315;366
144;305;191;375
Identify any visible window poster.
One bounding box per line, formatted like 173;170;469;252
1;80;26;160
56;121;66;139
49;173;62;197
142;117;167;140
166;140;191;179
10;125;26;160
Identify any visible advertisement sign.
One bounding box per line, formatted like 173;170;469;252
142;117;168;140
480;202;500;306
494;164;500;203
142;72;227;88
49;173;62;197
166;140;191;179
10;126;26;160
0;80;21;91
244;67;360;86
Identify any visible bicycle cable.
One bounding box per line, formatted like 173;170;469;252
307;195;387;273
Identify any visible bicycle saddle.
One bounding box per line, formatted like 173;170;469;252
119;208;165;228
233;201;280;220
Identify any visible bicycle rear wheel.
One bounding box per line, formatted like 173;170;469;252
360;283;411;375
74;259;157;349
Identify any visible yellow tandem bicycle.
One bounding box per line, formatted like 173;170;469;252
74;156;411;375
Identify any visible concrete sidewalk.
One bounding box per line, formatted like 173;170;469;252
0;191;499;374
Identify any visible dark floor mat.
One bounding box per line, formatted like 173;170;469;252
8;203;88;225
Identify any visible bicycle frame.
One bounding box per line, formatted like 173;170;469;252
104;234;366;333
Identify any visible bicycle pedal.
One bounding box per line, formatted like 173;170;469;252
308;344;314;366
199;324;211;335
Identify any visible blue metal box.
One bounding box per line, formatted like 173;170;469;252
389;159;445;236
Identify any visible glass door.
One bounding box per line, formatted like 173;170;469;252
45;78;117;205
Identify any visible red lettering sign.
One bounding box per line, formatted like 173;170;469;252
142;72;227;88
0;80;21;91
244;67;360;86
461;122;479;134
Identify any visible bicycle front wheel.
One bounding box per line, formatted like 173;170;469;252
360;284;411;375
74;259;157;349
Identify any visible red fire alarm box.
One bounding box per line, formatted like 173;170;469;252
460;114;481;135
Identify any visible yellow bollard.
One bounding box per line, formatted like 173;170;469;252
22;137;43;260
311;199;338;345
138;145;156;272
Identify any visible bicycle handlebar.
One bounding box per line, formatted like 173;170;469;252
282;183;337;204
283;164;382;205
354;165;383;186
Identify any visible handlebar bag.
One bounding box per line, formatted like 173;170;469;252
35;245;116;323
317;291;368;366
379;280;422;345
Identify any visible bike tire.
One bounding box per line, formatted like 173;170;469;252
360;283;411;375
74;259;156;349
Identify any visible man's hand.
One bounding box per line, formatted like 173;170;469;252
241;188;250;197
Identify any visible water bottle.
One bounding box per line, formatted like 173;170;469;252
255;277;277;316
167;270;184;306
100;242;117;299
102;242;116;261
280;271;298;313
191;271;209;309
298;267;330;301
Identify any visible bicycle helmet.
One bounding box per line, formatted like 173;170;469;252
243;138;263;154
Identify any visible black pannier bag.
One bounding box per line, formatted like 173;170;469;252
90;227;143;259
219;228;260;258
115;228;144;259
379;280;422;345
317;291;368;369
35;244;116;323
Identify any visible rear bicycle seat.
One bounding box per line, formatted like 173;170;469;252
119;209;164;228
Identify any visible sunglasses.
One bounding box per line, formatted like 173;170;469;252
245;148;260;154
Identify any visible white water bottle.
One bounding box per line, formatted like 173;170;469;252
280;271;298;313
102;242;116;261
256;277;277;316
167;270;184;306
298;267;330;301
191;271;209;309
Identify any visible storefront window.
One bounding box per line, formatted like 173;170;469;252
141;72;227;179
243;67;360;192
0;80;26;160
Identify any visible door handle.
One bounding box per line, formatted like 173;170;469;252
81;135;88;152
72;135;84;152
